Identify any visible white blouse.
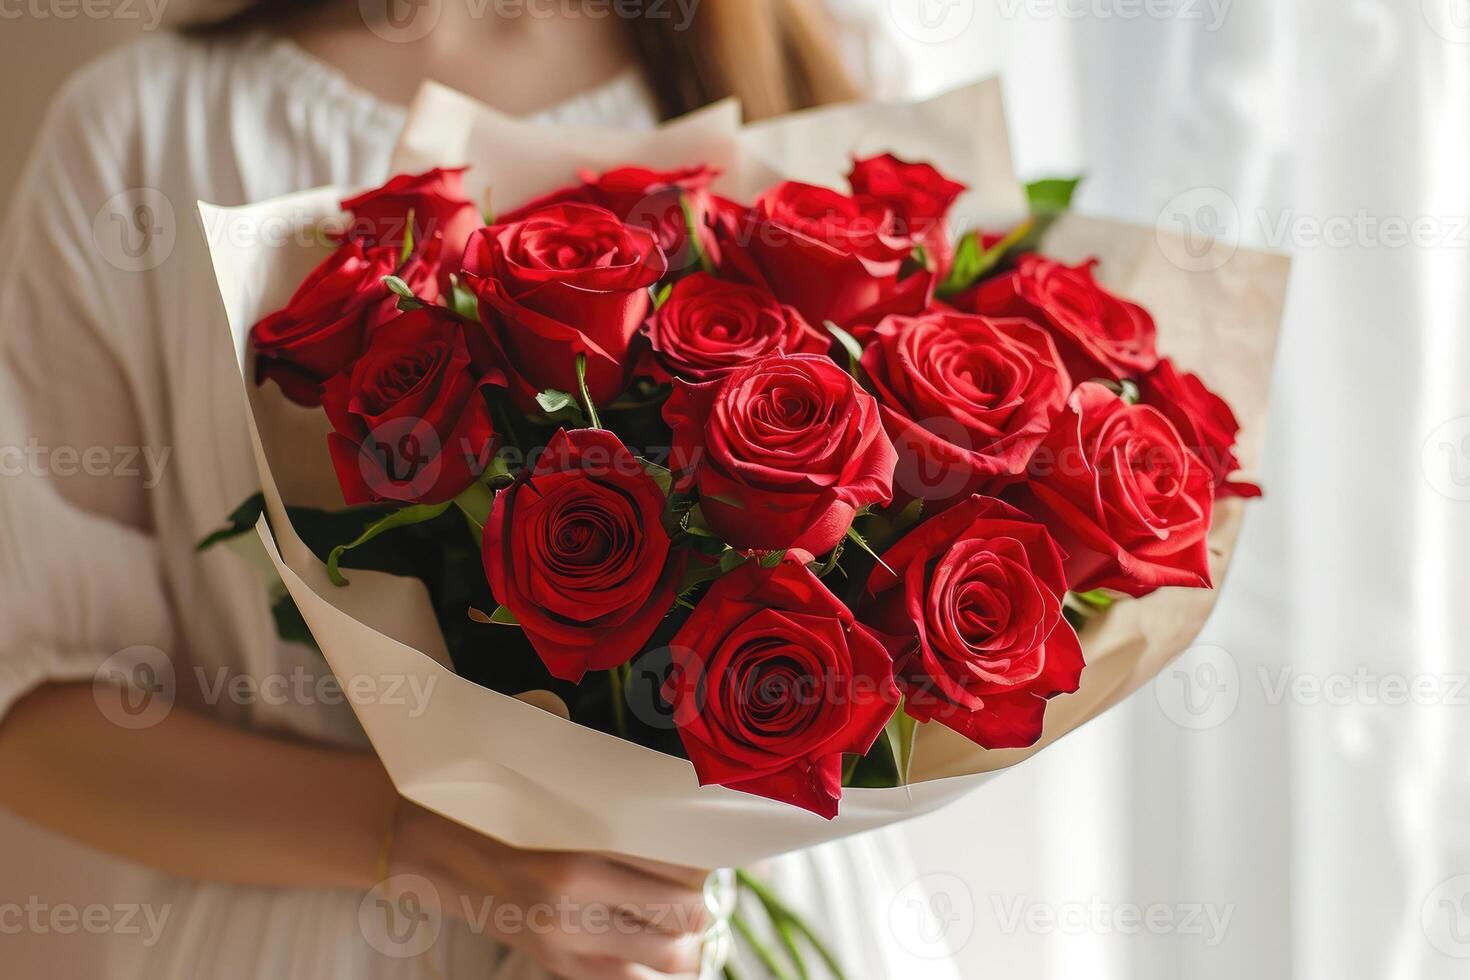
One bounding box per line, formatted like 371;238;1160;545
0;32;956;980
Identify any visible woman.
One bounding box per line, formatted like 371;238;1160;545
0;2;954;979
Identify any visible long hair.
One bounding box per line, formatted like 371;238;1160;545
190;0;859;120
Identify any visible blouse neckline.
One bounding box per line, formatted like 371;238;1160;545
254;32;655;127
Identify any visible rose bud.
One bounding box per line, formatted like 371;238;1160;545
321;307;503;507
664;351;898;556
1014;381;1215;597
340;167;482;274
860;311;1071;509
482;428;685;683
662;559;898;819
956;254;1159;382
250;239;440;407
848;153;967;275
499;164;725;273
866;495;1084;749
1138;357;1261;499
461;203;667;411
726;182;931;329
640;273;828;383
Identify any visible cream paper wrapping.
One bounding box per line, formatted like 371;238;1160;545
197;80;1287;868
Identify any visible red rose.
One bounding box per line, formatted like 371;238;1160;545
482;428;686;683
727;182;931;328
322;307;503;506
957;254;1158;382
866;496;1084;749
664;352;897;555
251;240;441;407
848;153;967;274
341;167;482;275
461;203;667;410
640;273;828;383
499;164;724;273
1138;358;1261;499
860;311;1071;508
662;560;897;818
1016;382;1214;597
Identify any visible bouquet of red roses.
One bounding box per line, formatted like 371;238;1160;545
200;80;1285;869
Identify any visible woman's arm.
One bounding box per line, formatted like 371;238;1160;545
0;683;709;979
0;682;394;890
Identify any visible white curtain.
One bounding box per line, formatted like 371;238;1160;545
869;1;1470;977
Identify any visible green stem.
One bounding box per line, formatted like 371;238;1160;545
731;912;795;980
774;917;811;980
737;871;847;980
575;353;602;430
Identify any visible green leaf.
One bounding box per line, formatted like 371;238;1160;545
824;321;870;386
326;502;453;586
758;550;787;569
1074;589;1116;610
1026;176;1083;215
489;604;520;626
884;708;918;786
844;525;894;576
810;539;846;579
639;458;674;497
680;505;730;546
937;218;1033;296
271;591;318;650
482;452;516;485
448;275;480;321
381;275;428;313
196;492;267;552
535;388;576;415
399;207;416;266
893;498;925;532
718;549;747;574
1064;587;1117;617
453;482;495;535
652;281;674;309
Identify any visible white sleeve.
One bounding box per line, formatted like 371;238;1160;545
0;57;178;720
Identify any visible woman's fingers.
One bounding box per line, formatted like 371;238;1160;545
554;953;699;980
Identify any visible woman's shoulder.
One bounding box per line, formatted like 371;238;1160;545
41;32;401;206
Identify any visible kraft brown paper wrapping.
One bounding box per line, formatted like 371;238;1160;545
198;79;1287;867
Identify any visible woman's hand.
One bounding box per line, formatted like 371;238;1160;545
388;801;711;980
